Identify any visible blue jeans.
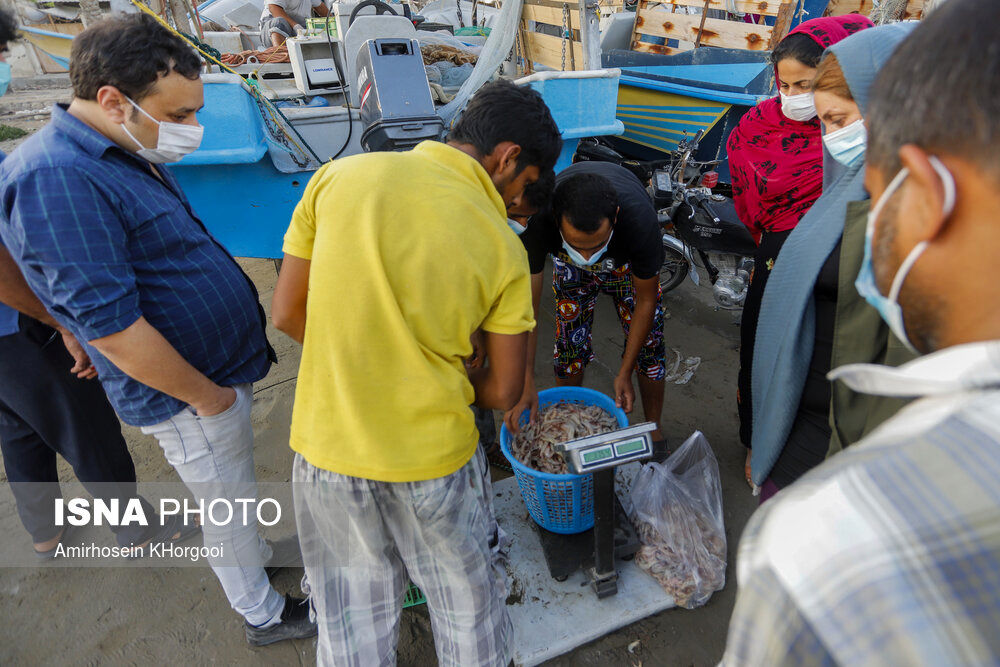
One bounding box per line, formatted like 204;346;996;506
141;383;284;627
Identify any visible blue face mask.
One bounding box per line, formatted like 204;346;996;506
507;218;527;235
561;228;614;268
823;118;867;168
855;155;955;353
0;61;11;98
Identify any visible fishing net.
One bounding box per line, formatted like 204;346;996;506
870;0;944;23
437;0;524;127
870;0;910;23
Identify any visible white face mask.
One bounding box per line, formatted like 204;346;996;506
855;156;956;353
779;91;817;122
823;118;867;167
507;218;527;235
120;95;203;164
560;228;614;268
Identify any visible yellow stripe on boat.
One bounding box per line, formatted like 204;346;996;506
616;84;731;154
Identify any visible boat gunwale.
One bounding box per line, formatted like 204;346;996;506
20;26;76;40
619;73;768;107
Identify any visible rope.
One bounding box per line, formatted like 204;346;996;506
220;45;290;67
794;0;808;22
228;27;291;87
180;31;221;61
129;0;322;167
189;0;205;39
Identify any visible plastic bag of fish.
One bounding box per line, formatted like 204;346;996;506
510;401;617;474
627;431;726;609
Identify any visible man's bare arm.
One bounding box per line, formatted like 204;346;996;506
522;272;543;392
0;245;62;328
89;318;235;416
503;271;544;431
272;254;311;344
0;246;96;378
469;330;528;411
613;274;659;412
267;3;299;28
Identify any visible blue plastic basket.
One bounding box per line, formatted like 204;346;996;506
499;387;628;534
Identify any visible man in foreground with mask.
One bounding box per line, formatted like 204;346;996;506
722;0;1000;662
0;9;188;562
506;163;667;449
0;15;315;645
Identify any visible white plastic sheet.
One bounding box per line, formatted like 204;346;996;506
418;0;502;29
437;0;524;127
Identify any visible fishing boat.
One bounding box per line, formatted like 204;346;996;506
597;0;929;175
603;47;773;183
12;0;625;259
159;0;622;258
19;25;75;70
169;67;624;258
16;0;922;255
596;0;804;179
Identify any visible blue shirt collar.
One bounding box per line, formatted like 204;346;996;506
51;103;133;160
50;103;187;195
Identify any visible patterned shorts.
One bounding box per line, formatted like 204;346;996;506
551;257;666;380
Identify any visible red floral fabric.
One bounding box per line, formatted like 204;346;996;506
727;15;874;241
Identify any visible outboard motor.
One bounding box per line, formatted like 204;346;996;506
355;38;444;152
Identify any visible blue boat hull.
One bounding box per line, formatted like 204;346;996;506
175;71;626;258
603;48;775;182
173;161;307;259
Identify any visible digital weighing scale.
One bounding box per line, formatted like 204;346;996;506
536;422;658;599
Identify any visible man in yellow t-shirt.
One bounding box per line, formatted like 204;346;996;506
272;80;562;666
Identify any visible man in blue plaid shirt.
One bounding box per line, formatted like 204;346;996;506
722;1;1000;663
0;15;314;646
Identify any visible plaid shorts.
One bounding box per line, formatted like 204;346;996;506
293;447;510;666
551;257;666;380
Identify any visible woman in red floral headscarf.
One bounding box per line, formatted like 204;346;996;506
729;15;873;486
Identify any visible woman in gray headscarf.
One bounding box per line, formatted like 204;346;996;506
749;23;917;502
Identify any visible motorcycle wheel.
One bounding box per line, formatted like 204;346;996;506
660;244;689;294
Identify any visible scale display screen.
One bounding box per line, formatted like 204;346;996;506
574;437;652;471
560;422;657;473
614;439;647;457
582;446;614;464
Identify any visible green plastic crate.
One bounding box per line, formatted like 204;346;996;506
305;16;338;37
403;582;426;608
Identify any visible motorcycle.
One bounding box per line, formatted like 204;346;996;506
574;134;757;309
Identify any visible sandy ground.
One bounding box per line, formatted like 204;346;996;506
0;92;758;665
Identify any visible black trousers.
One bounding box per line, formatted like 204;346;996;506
737;229;792;448
0;316;156;545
